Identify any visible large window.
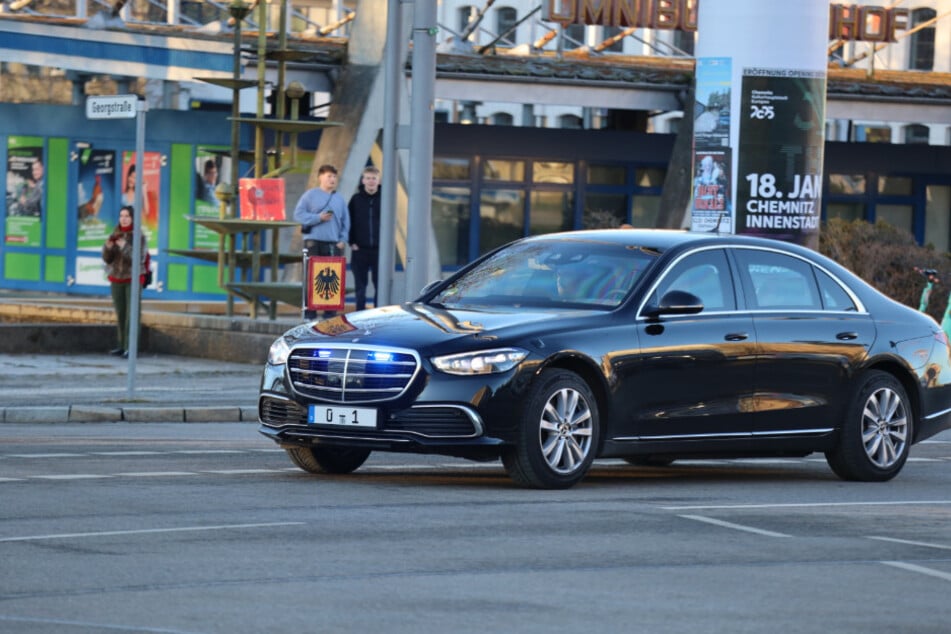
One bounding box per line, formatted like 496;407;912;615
480;190;524;254
904;124;930;145
458;5;476;38
673;29;695;56
853;125;892;143
582;164;664;229
495;7;517;46
924;186;951;253
825;171;921;237
563;24;586;50
433;187;471;267
434;156;668;267
826;203;865;222
601;26;625;53
483;159;524;182
909;8;936;71
488;112;514;126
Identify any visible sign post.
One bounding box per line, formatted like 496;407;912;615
86;94;147;397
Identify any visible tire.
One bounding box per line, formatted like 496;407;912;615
825;370;912;482
285;446;371;474
502;369;600;489
623;456;675;467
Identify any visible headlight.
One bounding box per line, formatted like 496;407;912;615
432;347;528;376
267;337;291;365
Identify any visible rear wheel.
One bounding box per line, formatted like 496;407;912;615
502;369;600;489
285;446;371;474
825;370;912;482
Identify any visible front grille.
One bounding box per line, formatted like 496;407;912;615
288;345;420;403
386;405;481;438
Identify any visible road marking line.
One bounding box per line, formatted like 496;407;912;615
173;450;245;455
0;478;24;482
880;561;951;582
30;474;111;480
6;453;84;458
0;613;199;633
115;472;197;477
663;500;951;511
0;521;306;543
201;469;285;474
677;514;790;537
91;451;163;456
867;536;951;551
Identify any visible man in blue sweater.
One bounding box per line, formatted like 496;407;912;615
294;164;350;319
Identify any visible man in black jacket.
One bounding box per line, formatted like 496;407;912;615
348;166;382;311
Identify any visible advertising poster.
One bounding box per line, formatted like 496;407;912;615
76;145;118;249
691;57;733;233
306;256;346;311
194;147;229;249
735;68;826;247
693;148;731;227
5;136;45;246
121;150;162;249
239;178;286;220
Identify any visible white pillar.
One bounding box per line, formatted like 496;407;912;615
691;0;828;250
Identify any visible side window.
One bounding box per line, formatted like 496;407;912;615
815;268;858;311
735;249;822;310
653;249;735;311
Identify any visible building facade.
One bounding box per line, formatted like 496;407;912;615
0;0;949;301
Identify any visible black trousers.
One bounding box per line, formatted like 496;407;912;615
303;240;343;320
350;247;378;311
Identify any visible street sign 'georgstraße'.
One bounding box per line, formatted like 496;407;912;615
86;94;138;119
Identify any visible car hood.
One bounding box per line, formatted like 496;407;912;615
280;303;598;353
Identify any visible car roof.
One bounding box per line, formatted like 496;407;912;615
521;228;812;256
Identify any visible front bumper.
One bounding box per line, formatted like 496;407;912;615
258;395;506;456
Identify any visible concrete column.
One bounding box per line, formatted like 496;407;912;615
405;0;438;299
690;0;828;250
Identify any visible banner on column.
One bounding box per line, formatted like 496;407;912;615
691;57;733;233
736;68;826;248
306;256;346;311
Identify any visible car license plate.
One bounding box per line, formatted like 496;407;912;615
308;404;377;428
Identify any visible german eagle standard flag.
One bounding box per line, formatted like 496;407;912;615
306;256;346;311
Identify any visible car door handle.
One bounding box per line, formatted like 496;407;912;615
724;332;749;341
836;332;859;340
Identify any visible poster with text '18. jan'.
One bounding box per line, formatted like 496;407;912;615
736;68;826;248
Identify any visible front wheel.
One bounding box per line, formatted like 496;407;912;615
285;446;371;474
825;370;912;482
502;369;600;489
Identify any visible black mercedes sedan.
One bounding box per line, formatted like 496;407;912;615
258;229;951;488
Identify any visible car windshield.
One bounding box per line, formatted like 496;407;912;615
430;238;659;310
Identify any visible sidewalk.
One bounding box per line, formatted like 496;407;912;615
0;352;263;424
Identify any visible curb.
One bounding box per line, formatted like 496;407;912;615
1;405;260;424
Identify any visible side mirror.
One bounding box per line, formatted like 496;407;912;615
419;279;443;297
642;290;704;319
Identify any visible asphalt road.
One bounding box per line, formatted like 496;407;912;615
2;423;951;634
